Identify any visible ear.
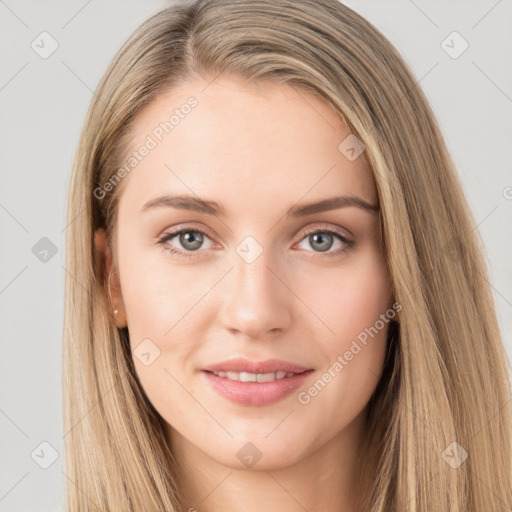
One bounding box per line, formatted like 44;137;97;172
94;228;127;328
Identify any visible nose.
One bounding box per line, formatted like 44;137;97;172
217;242;293;340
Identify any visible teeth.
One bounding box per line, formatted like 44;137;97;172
212;370;297;381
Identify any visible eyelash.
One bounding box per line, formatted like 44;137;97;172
156;225;354;260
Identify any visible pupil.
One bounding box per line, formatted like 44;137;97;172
181;231;203;250
311;233;332;252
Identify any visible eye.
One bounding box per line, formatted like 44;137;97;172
157;227;214;259
295;226;354;256
157;224;354;259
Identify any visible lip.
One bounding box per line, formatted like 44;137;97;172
202;358;311;374
201;358;314;407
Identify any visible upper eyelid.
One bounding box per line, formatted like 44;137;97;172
300;224;352;240
159;224;217;245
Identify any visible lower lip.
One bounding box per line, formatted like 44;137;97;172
201;370;314;407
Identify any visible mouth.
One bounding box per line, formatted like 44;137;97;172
202;357;312;375
204;369;310;382
200;358;314;407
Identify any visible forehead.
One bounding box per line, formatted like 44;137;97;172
117;75;377;214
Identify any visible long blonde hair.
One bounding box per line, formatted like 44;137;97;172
63;1;512;510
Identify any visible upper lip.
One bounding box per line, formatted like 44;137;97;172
203;358;312;374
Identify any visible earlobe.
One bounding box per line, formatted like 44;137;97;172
94;228;127;328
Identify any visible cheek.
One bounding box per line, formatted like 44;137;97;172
296;248;392;346
294;250;392;413
116;240;214;414
118;240;212;335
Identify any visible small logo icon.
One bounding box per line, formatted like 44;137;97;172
31;31;59;59
133;338;161;366
338;134;365;161
236;236;263;264
441;441;468;468
441;31;469;59
31;441;59;469
32;237;58;263
237;442;263;468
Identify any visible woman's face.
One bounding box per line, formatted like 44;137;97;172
106;75;393;470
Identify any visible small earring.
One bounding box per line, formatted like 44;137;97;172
113;309;118;315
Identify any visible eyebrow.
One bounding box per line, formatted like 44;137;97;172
141;193;379;216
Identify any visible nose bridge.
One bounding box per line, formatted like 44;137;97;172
234;236;275;297
218;234;291;337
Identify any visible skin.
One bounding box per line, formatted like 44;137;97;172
95;74;394;512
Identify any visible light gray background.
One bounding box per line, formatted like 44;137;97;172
1;1;511;510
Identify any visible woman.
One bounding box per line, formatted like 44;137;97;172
63;0;512;510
